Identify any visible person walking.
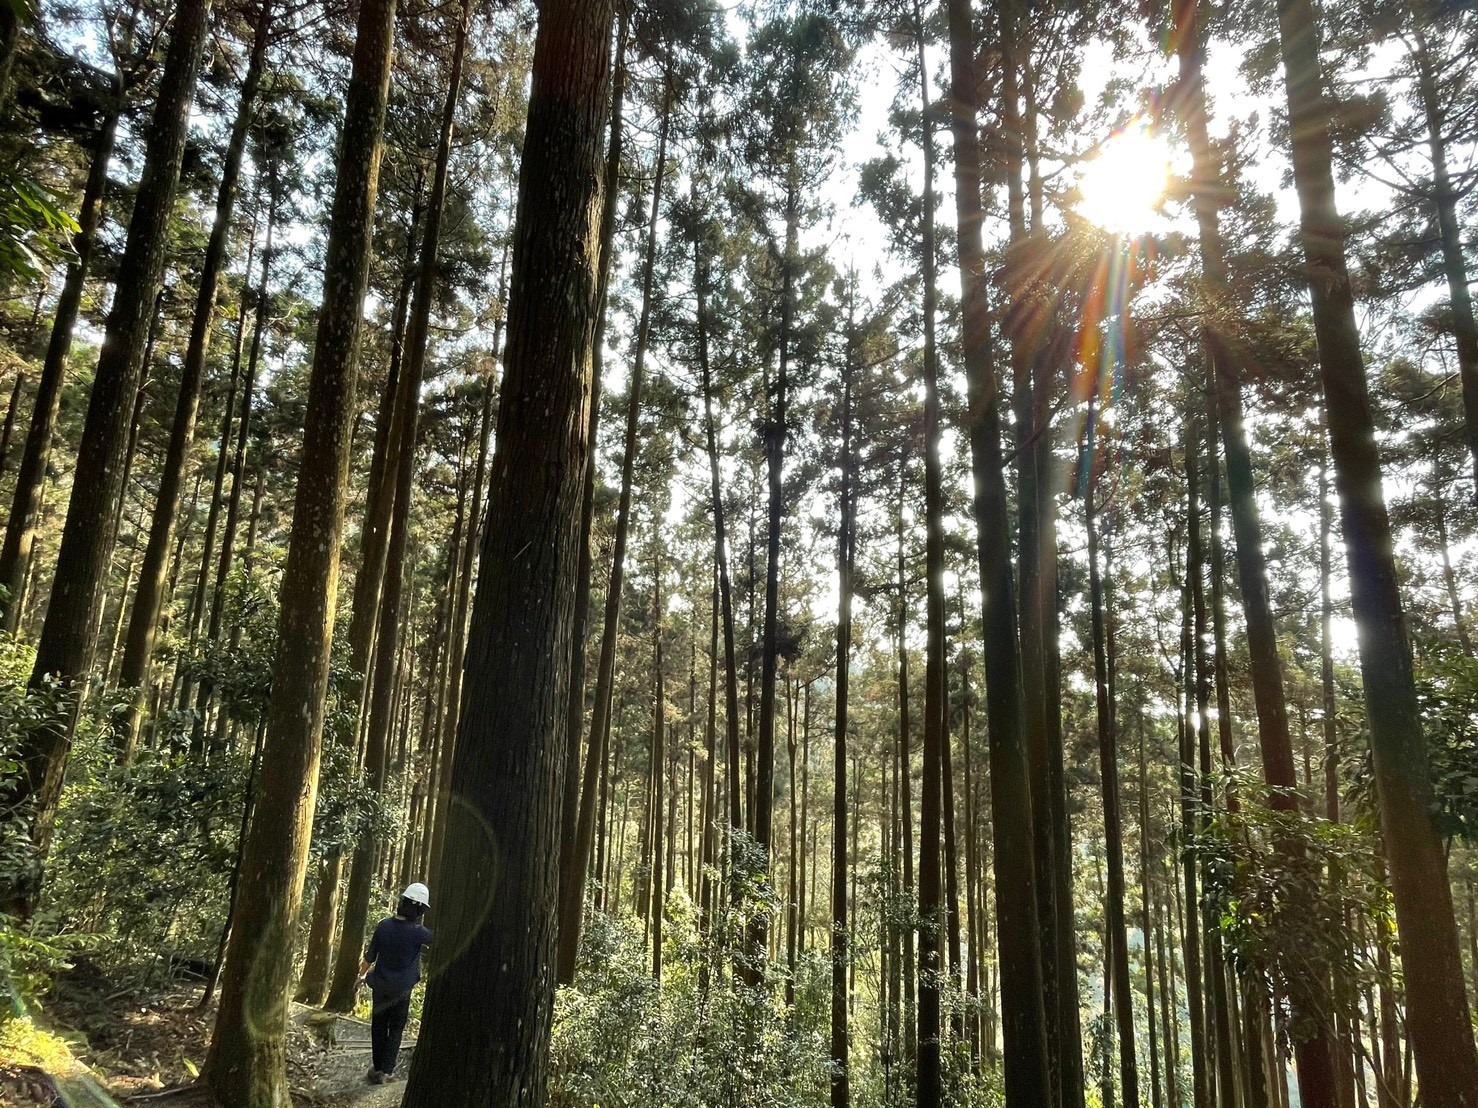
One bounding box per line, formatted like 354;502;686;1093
358;882;433;1084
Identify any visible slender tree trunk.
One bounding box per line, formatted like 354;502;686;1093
1179;458;1212;1108
947;0;1051;1099
1406;25;1478;494
1140;716;1165;1108
203;0;398;1096
0;372;22;483
896;511;917;1062
397;0;612;1096
917;18;946;1104
1432;482;1471;653
0;103;119;633
696;226;744;905
325;0;471;1011
1273;3;1478;1103
116;0;274;742
183;210;256;668
651;542;666;982
1;0;213;913
190;180;280;751
754;168;800;978
831;288;856;1108
1086;406;1139;1107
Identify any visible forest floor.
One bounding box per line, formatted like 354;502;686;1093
0;959;414;1108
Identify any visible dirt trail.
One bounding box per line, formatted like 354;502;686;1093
292;1003;414;1108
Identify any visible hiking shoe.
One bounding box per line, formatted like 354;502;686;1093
371;1071;393;1085
366;1069;382;1084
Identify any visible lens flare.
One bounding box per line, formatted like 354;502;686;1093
1076;123;1172;235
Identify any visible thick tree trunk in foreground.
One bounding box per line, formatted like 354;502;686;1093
555;18;626;983
1273;2;1478;1103
398;0;612;1098
203;0;398;1098
945;0;1051;1099
116;0;274;742
0;0;213;918
0;104;118;633
556;72;665;983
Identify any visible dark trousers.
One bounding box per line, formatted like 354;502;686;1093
370;990;411;1075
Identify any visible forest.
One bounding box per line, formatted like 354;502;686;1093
0;0;1475;1104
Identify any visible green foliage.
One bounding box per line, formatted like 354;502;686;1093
0;168;78;283
1413;641;1478;841
0;633;54;901
1198;786;1389;1045
552;908;832;1108
42;723;246;973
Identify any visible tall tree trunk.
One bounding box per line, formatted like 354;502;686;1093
1139;715;1165;1108
1273;3;1478;1103
1177;3;1339;1099
1;0;213;915
183;212;257;665
917;16;946;1104
0;101;118;633
558;12;628;961
203;0;398;1096
421;346;496;884
191;180;280;751
1408;24;1478;494
1085;406;1139;1107
116;0;274;741
650;541;666;981
999;8;1077;1100
1181;424;1213;1108
397;0;612;1097
555;77;667;982
754;166;800;977
325;0;471;1011
946;0;1051;1098
692;191;744;935
831;288;856;1108
896;509;917;1062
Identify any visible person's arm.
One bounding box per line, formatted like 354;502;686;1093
359;925;379;983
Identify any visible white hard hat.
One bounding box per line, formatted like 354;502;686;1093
403;882;430;907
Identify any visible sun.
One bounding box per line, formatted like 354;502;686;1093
1075;122;1173;236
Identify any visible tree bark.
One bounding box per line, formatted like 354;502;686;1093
325;0;471;1012
116;0;274;742
203;0;398;1096
1085;405;1139;1108
190;180;279;751
555;16;627;982
397;0;612;1097
555;70;666;982
946;0;1052;1100
831;287;856;1108
0;0;213;916
1273;2;1478;1103
0;101;118;633
917;16;946;1104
